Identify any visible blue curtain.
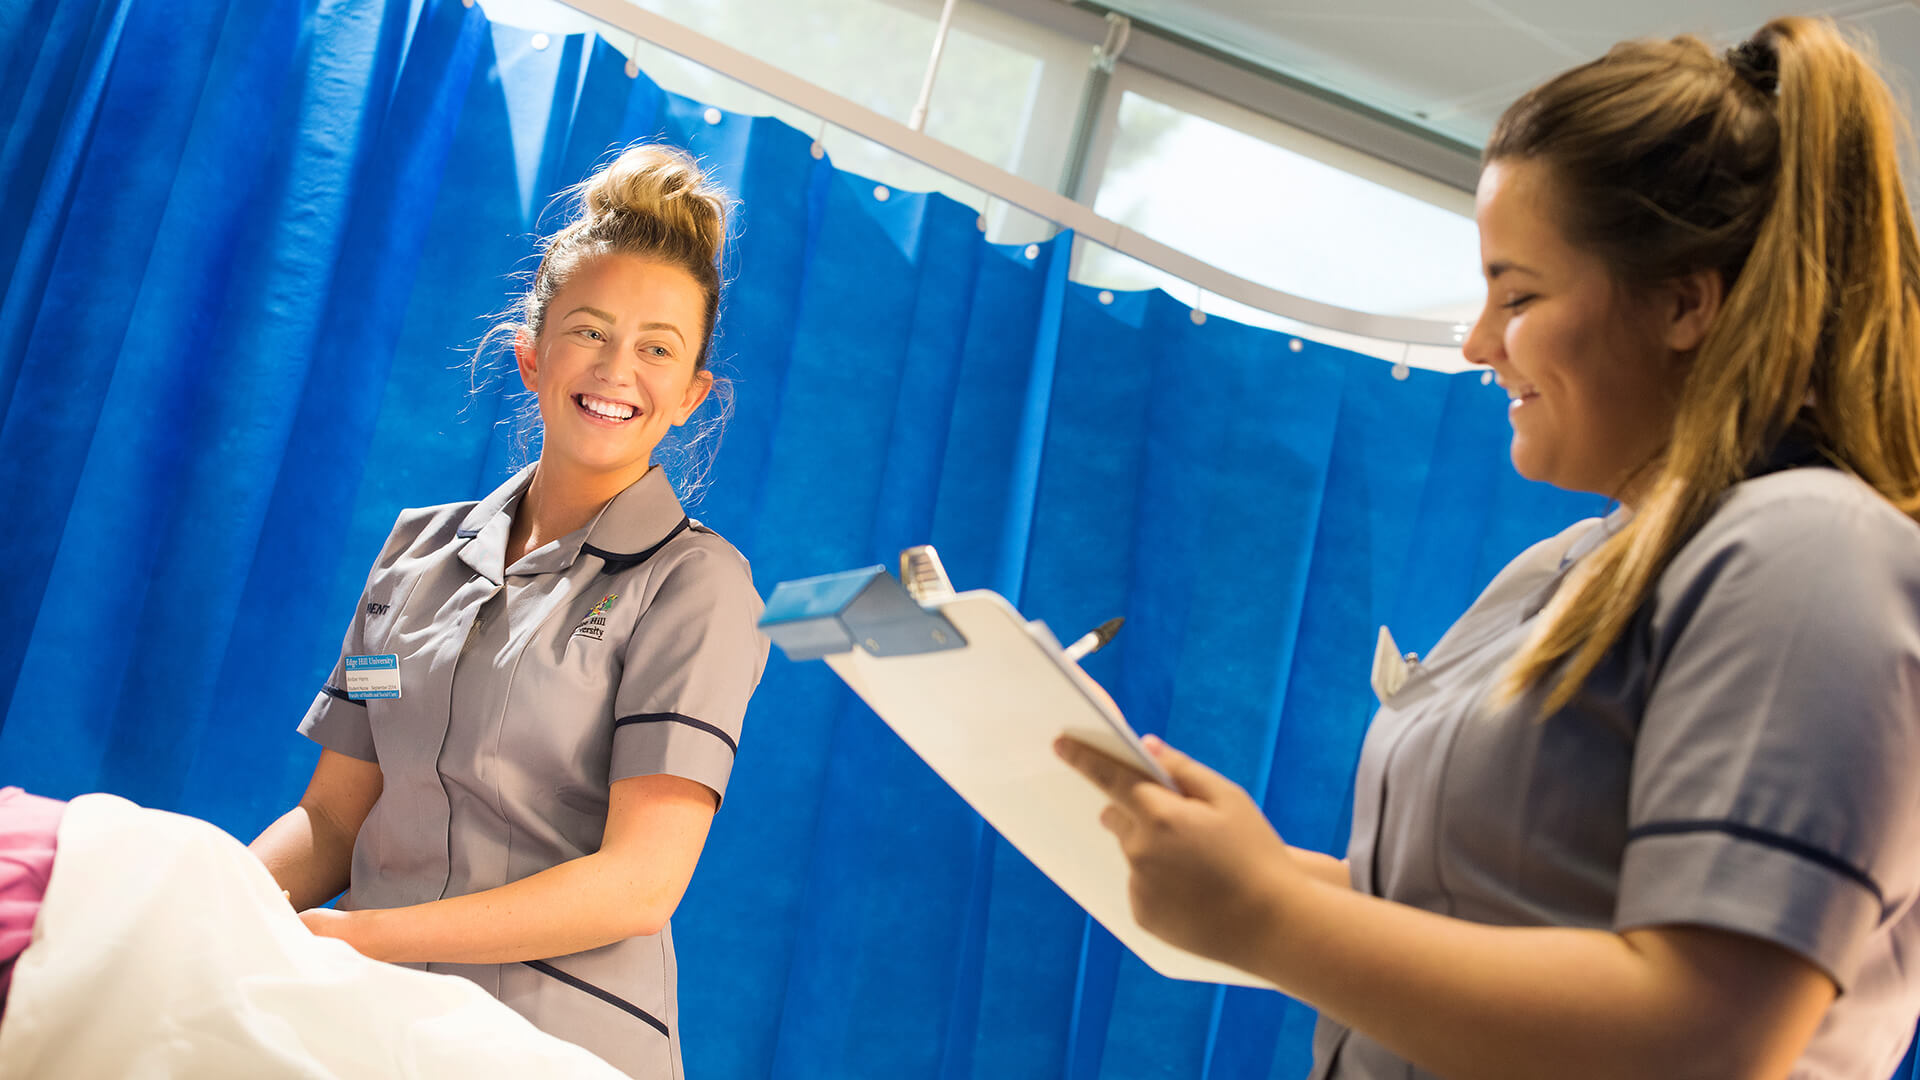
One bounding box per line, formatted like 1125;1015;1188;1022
9;2;1877;1079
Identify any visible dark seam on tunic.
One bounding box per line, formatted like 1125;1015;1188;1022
320;684;366;706
614;713;738;756
1367;766;1389;898
522;959;670;1036
1627;819;1885;907
585;517;692;574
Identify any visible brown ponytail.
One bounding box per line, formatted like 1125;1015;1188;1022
1489;16;1920;712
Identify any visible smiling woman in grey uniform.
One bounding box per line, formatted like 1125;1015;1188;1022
248;144;768;1079
1060;16;1920;1080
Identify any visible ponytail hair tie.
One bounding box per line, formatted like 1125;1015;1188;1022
1727;36;1779;95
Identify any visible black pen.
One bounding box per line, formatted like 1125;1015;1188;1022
1062;616;1124;662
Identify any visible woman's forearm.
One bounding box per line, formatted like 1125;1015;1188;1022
249;804;356;911
1238;878;1831;1080
334;848;680;965
1288;847;1350;889
252;749;382;911
1056;736;1833;1080
299;773;713;966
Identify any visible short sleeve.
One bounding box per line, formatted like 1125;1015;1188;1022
296;618;377;762
1614;475;1920;987
294;513;427;764
609;543;769;804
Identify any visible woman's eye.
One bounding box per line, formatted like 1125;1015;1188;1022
1500;295;1536;311
575;327;605;341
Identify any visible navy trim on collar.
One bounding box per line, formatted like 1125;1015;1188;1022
1748;416;1832;478
1552;419;1832;574
454;465;690;578
585;516;691;574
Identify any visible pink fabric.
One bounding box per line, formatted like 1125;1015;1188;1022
0;786;66;1007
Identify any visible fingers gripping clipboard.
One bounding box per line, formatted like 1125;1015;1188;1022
759;550;1276;990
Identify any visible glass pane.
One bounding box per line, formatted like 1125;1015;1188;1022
476;0;1077;242
1088;86;1484;323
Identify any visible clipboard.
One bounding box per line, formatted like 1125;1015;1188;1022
760;558;1276;990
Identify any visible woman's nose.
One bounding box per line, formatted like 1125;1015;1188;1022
1460;308;1499;368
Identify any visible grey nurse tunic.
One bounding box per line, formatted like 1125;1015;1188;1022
298;464;768;1079
1312;465;1920;1079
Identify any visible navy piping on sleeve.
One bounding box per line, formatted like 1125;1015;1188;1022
522;960;669;1037
1627;819;1885;908
614;712;738;756
585;516;691;573
320;684;367;707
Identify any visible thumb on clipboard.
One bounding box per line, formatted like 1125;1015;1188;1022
1055;733;1297;976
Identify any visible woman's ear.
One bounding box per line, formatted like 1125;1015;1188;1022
674;370;715;425
1661;269;1726;355
514;328;538;391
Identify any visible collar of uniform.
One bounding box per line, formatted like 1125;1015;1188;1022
1559;504;1632;570
455;464;538;585
1521;505;1634;620
1748;415;1831;478
1543;419;1827;578
452;465;691;583
579;466;691;574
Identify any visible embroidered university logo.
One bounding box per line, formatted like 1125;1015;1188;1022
572;593;618;641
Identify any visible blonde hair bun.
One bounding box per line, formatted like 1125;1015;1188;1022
575;144;728;270
519;142;735;365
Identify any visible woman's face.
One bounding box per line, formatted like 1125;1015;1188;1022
518;253;712;484
1462;159;1690;502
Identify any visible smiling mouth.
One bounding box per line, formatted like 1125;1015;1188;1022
575;393;638;424
1504;383;1540;410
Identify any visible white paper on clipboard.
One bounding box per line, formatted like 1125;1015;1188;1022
823;589;1277;990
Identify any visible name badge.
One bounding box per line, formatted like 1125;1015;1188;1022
344;654;401;700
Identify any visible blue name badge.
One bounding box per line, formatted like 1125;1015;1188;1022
344;654;401;700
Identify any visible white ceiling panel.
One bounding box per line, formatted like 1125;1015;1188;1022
1091;0;1920;148
1504;0;1864;41
1231;19;1575;107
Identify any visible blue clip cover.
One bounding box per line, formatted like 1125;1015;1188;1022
760;566;967;661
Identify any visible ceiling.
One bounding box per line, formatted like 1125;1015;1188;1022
1088;0;1920;147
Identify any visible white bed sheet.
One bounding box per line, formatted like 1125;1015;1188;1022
0;793;627;1079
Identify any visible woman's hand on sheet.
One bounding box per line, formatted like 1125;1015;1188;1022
1055;734;1298;971
299;906;366;954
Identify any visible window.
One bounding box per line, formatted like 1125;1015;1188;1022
480;0;1086;242
473;0;1483;364
1077;66;1483;337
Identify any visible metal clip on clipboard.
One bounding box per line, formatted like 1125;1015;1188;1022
758;546;1272;990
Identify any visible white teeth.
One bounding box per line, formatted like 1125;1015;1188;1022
579;394;636;420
